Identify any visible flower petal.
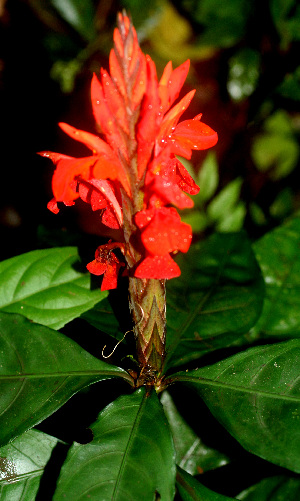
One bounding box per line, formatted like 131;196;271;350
88;179;123;226
138;207;192;255
135;254;181;279
86;259;107;276
172;118;218;152
58;122;115;157
137;56;160;177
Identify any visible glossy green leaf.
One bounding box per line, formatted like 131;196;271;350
251;111;299;180
227;48;260;102
172;339;300;472
0;429;59;500
0;247;107;330
53;388;176;501
236;475;300;500
161;391;229;475
277;66;300;101
164;233;264;369
50;0;96;41
215;202;246;232
269;188;293;219
253;215;300;338
0;312;130;446
252;134;299;179
270;0;300;49
207;178;243;223
176;467;237;501
191;0;251;48
197;152;219;204
81;297;123;341
249;203;267;226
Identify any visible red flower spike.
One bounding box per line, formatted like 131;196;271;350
42;12;218;289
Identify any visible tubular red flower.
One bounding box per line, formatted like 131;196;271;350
41;12;218;290
134;207;192;279
87;242;125;291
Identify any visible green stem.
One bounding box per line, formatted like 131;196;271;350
128;277;166;376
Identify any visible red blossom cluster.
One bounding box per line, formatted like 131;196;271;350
40;13;217;290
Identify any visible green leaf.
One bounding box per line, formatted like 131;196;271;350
277;66;300;101
215;202;246;232
227;48;260;102
207;178;243;223
236;475;300;500
251;111;299;180
81;297;123;341
0;312;130;446
253;214;300;338
197;152;219;204
0;247;107;330
180;211;208;234
176;466;237;500
172;339;300;472
269;188;294;218
0;429;59;500
192;0;251;48
270;0;300;49
249;203;267;226
251;134;299;179
53;388;176;501
50;0;96;41
161;392;229;474
164;233;264;369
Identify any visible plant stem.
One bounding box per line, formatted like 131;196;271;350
129;277;166;377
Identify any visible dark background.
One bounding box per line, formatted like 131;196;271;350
0;1;299;497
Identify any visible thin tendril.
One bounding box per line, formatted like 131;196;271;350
102;330;132;359
101;304;144;359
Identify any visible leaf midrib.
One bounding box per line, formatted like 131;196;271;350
173;374;300;402
0;369;130;381
112;390;147;500
1;273;92;310
166;238;239;358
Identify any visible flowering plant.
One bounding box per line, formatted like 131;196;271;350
40;12;217;374
0;11;299;501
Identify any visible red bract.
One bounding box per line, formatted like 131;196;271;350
135;207;192;279
40;12;218;290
